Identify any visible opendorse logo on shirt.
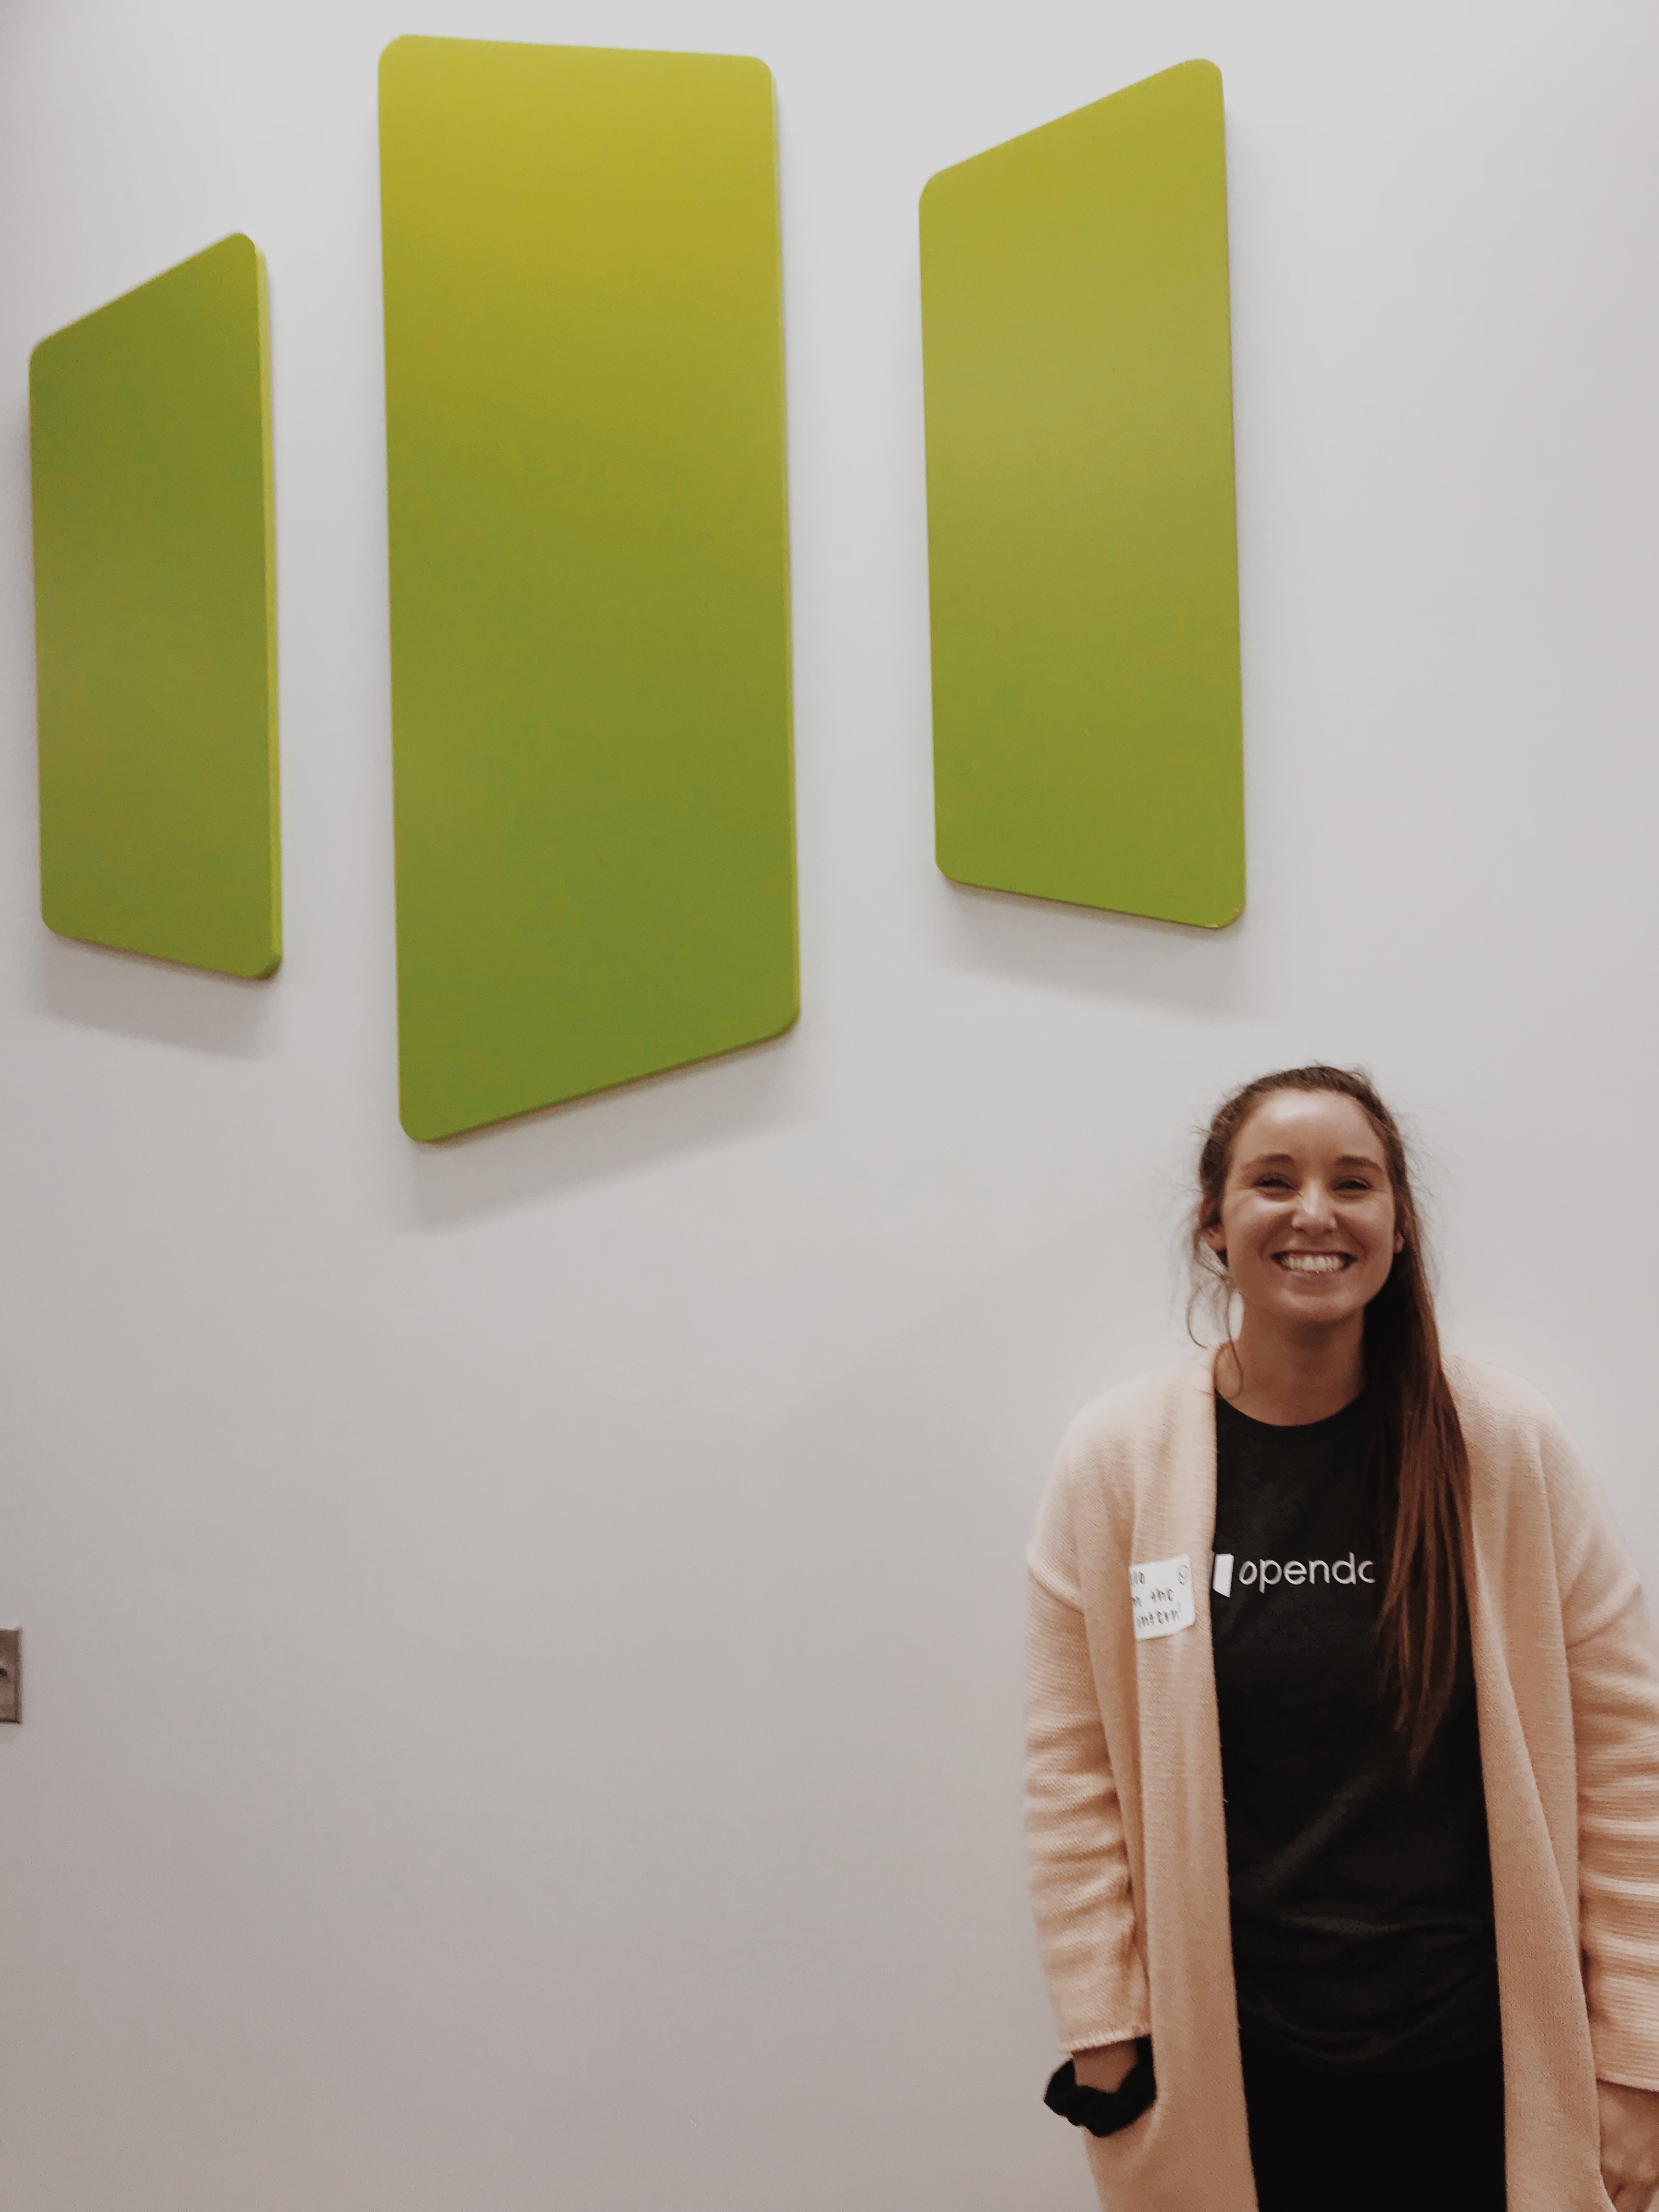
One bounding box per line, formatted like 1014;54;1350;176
1217;1552;1376;1592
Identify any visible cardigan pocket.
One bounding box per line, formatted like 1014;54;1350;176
1080;2073;1169;2212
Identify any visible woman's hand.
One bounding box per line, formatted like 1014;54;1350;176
1599;2079;1659;2210
1073;2040;1141;2094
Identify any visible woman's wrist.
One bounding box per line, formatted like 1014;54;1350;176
1046;2040;1158;2138
1073;2039;1141;2094
1596;2077;1659;2210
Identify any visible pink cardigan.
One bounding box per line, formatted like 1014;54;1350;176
1026;1351;1659;2212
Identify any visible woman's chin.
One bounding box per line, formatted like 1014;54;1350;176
1255;1286;1367;1328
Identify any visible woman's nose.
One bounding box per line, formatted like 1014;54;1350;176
1293;1182;1336;1228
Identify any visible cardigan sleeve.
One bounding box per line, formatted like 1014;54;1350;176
1546;1417;1659;2090
1025;1455;1151;2052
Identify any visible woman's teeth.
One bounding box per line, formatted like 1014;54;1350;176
1276;1252;1349;1273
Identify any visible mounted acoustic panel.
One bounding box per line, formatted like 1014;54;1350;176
379;36;798;1141
29;234;280;977
920;60;1244;928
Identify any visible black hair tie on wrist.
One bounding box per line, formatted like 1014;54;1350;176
1043;2041;1156;2137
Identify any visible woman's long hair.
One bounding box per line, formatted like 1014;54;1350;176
1189;1066;1471;1773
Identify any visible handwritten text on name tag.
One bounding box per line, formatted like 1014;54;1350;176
1131;1554;1195;1641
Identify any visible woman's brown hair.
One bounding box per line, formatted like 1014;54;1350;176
1190;1065;1471;1772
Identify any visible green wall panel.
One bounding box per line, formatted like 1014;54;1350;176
379;36;798;1141
29;234;280;978
919;60;1244;929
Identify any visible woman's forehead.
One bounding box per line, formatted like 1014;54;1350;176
1232;1090;1385;1163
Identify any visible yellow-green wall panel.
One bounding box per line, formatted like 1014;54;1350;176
379;36;798;1141
920;60;1244;928
29;234;280;978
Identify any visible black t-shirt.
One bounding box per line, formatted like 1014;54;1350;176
1211;1390;1500;2070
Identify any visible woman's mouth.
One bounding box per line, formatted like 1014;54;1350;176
1274;1252;1351;1273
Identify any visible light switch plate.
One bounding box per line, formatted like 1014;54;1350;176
0;1630;21;1723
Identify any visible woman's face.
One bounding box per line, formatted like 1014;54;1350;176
1202;1090;1403;1334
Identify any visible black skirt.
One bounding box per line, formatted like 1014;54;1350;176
1240;2033;1506;2212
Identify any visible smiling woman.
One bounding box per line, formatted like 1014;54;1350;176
1025;1067;1659;2212
1195;1074;1460;1779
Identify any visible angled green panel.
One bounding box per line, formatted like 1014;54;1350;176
920;60;1244;928
29;234;280;979
379;36;798;1141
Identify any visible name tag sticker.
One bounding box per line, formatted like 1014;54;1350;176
1131;1553;1195;1641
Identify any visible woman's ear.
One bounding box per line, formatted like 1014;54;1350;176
1200;1218;1226;1255
1393;1231;1405;1254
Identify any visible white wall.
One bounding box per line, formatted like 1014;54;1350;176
2;1;1656;2205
